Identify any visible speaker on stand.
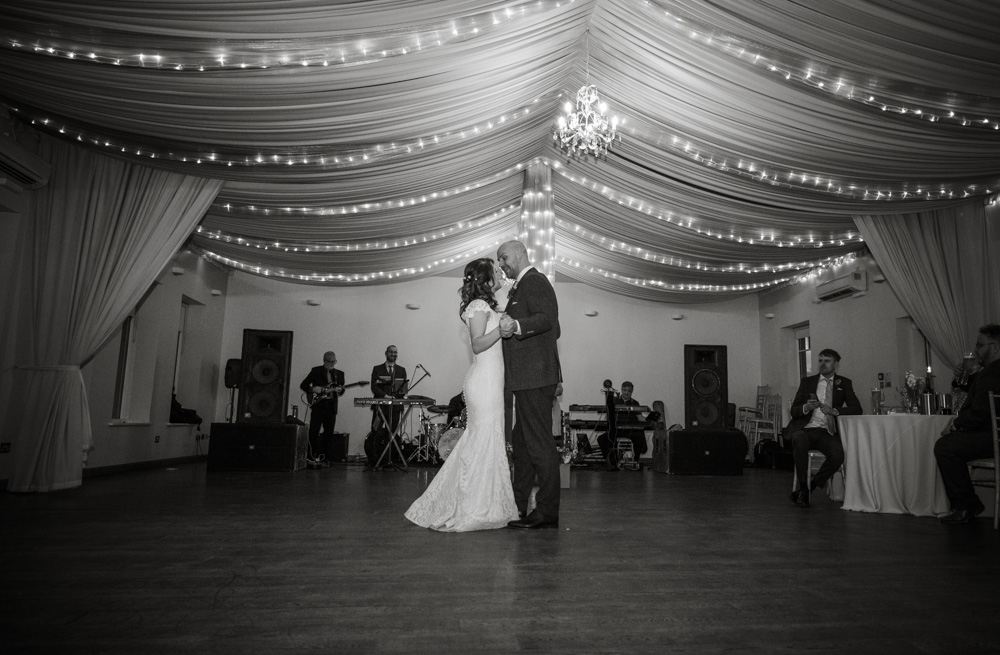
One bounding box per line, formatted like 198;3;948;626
224;358;242;423
684;344;728;430
237;330;293;423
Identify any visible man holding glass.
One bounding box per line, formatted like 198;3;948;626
934;324;1000;524
785;348;863;508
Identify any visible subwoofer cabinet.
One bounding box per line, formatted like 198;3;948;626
207;422;308;472
654;428;747;475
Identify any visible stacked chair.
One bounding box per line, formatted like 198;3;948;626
968;391;1000;529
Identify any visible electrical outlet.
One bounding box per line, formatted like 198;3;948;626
0;442;10;453
154;435;160;443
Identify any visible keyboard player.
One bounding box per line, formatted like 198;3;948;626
598;381;652;469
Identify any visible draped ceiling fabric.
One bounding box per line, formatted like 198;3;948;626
0;0;998;303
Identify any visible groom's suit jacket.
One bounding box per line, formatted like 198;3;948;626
785;373;863;436
501;267;561;392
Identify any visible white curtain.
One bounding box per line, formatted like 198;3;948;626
1;134;221;492
854;200;1000;368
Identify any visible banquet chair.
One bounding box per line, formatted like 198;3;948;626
967;391;1000;530
745;394;781;462
737;385;770;435
792;450;846;502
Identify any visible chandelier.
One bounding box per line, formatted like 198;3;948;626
553;31;620;159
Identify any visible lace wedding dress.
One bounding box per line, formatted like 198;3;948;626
404;299;519;531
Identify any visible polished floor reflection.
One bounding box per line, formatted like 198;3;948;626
3;461;999;654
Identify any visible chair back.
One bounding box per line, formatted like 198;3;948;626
991;391;1000;463
755;385;770;411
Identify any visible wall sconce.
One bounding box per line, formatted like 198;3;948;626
671;313;684;321
306;299;321;306
406;303;421;310
764;312;775;319
210;289;222;297
170;266;184;276
584;310;599;317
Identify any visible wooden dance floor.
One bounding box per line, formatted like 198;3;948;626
2;460;999;654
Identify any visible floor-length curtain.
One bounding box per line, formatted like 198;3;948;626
1;134;221;492
854;200;1000;370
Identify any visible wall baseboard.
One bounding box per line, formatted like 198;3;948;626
83;454;208;479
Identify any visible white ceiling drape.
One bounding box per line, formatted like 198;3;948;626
0;0;997;301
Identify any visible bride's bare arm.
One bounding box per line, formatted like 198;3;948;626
468;310;502;354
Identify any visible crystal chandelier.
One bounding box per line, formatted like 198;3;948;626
553;31;620;159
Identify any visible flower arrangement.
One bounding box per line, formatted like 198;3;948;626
897;370;925;412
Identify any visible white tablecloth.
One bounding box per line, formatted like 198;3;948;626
840;415;953;517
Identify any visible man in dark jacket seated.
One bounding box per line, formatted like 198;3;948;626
785;348;863;508
934;324;1000;524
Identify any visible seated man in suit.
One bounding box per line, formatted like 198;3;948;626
785;348;863;507
934;324;1000;524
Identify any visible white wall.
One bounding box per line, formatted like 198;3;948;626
218;271;763;457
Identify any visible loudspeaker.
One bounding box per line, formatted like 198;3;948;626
207;422;307;471
224;358;243;389
658;428;747;475
684;344;728;430
237;329;293;423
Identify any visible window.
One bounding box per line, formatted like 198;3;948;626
111;314;136;420
796;330;812;379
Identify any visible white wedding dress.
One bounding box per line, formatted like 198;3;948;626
404;299;519;531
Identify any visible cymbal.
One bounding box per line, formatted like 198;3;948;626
426;405;452;415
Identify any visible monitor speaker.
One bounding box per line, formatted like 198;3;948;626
237;329;293;423
684;344;728;430
224;358;242;389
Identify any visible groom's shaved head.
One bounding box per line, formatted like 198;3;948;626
497;240;529;279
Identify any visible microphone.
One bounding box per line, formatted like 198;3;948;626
418;364;432;377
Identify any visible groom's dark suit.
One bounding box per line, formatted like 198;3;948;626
502;267;561;520
785;373;862;491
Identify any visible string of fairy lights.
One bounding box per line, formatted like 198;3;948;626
0;0;567;70
208;159;540;217
554;218;855;274
194;237;510;284
3;95;555;170
548;161;864;248
196;203;519;252
639;0;1000;131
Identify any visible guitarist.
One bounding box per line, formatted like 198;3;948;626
300;351;346;466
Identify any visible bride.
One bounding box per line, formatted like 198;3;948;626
404;258;519;531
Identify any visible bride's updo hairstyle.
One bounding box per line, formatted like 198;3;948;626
459;258;499;316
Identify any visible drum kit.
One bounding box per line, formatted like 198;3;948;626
407;404;464;464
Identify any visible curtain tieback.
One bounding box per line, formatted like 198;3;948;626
14;365;81;371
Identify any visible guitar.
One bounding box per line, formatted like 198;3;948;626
308;380;369;406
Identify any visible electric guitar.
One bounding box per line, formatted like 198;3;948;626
308;380;369;406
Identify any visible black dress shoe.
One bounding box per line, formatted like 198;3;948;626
507;509;559;529
940;502;986;524
789;489;809;508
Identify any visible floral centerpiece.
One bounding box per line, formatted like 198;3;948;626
897;370;925;413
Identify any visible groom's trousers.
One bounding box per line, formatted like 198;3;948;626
511;383;560;518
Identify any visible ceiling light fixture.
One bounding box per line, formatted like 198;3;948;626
554;31;619;159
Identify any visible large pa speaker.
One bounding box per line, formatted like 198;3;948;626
656;428;747;475
207;422;307;471
684;344;728;430
237;329;293;423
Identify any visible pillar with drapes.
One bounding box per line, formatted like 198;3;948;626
519;161;556;282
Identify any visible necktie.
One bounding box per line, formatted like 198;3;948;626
824;378;835;434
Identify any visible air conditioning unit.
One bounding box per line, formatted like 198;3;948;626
0;137;51;190
815;268;867;301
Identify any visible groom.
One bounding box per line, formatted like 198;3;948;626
497;240;561;529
